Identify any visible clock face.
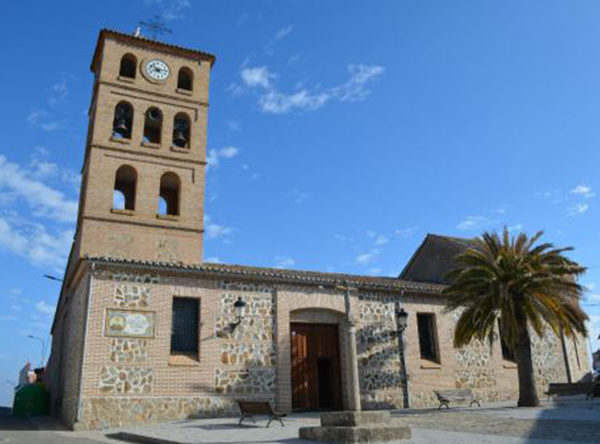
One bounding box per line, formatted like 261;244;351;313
145;59;170;81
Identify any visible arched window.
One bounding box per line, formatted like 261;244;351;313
113;165;137;211
119;54;137;79
172;113;191;148
177;67;193;91
158;172;180;216
112;101;133;139
143;107;162;144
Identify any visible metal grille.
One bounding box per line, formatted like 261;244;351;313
171;298;199;354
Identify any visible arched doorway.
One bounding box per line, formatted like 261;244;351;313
290;309;343;411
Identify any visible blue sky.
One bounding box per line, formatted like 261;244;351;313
1;0;600;406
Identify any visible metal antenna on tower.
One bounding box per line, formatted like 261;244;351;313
138;15;173;40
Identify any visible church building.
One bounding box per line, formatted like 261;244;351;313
45;29;589;430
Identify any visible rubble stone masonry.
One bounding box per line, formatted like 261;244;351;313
46;262;588;430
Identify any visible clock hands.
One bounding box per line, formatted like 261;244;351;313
148;61;169;79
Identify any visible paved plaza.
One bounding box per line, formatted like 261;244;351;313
2;397;600;444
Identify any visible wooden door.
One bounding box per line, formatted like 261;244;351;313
291;323;342;411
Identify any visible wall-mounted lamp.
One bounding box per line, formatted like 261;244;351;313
394;304;410;408
228;297;247;332
396;307;408;333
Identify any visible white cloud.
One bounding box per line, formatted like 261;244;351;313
40;122;64;132
395;227;418;239
49;81;68;106
507;223;524;232
35;301;55;316
226;120;241;131
241;67;275;89
274;256;295;269
205;256;223;264
207;146;240;170
331;65;386;102
355;249;381;265
457;215;498;231
143;0;191;21
0;155;78;223
287;189;310;204
588;315;600;348
219;146;239;158
367;268;382;275
204;215;233;240
0;315;18;322
571;184;595;199
0;216;73;270
274;25;293;41
355;253;374;265
367;230;388;246
26;110;47;125
261;90;329;114
11;304;22;312
334;233;352;242
569;203;590;215
587;293;600;302
586;283;596;291
235;63;385;114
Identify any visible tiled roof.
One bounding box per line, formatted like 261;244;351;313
85;255;445;294
91;29;216;72
399;233;479;285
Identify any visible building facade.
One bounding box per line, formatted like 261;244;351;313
45;30;589;430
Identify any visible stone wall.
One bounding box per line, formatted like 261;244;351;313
54;264;588;430
357;292;405;409
213;281;277;403
77;396;237;430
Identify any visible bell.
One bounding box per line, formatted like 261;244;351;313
147;108;162;121
173;130;188;147
113;118;129;137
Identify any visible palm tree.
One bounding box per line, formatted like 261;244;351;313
443;228;588;407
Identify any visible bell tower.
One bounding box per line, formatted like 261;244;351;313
71;29;215;265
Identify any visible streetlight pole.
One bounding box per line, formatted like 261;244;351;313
395;301;410;409
27;335;46;368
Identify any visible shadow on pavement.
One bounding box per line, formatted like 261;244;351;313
0;407;66;432
389;395;600;443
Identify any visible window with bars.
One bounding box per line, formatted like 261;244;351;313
417;313;440;363
171;297;199;355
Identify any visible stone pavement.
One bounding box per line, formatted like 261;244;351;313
3;397;600;444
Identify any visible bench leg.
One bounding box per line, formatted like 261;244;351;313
239;413;255;426
470;400;481;408
267;415;285;427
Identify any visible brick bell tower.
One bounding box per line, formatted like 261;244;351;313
71;30;215;266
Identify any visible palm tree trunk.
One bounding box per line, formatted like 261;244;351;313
515;312;540;407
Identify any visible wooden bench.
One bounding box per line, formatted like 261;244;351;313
545;383;596;401
236;400;286;427
434;389;481;409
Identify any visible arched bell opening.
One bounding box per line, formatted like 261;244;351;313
112;101;134;139
173;113;191;148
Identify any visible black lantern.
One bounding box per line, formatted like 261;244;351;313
233;297;247;319
395;304;410;408
228;297;247;332
396;307;408;332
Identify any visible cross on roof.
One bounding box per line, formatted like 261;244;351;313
139;15;172;40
